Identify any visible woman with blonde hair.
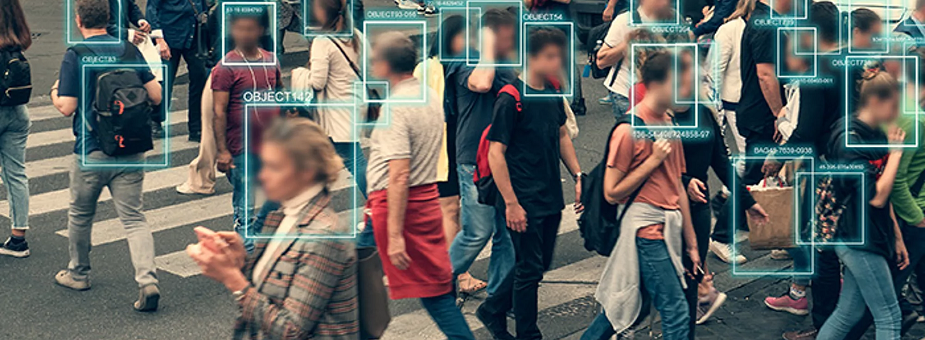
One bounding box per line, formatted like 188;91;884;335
187;118;359;340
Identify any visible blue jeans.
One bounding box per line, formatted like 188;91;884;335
818;246;901;340
787;245;814;287
610;92;630;119
420;292;476;340
448;163;514;296
229;153;259;252
0;105;29;230
581;238;690;340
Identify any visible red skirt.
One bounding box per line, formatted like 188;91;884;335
367;184;454;300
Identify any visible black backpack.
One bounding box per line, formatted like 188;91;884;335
578;115;647;256
588;9;641;80
72;43;154;156
0;47;31;106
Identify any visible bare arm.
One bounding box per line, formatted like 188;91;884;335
678;180;698;254
596;40;627;69
386;158;411;243
144;79;162;105
871;151;903;208
52;91;78;117
755;63;784;116
489;141;516;205
468;28;497;93
559;126;581;176
603;158;661;204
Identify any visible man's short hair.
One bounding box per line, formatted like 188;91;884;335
482;8;516;30
809;1;839;43
640;50;672;86
229;8;270;29
851;8;880;33
527;28;566;56
375;32;417;74
75;0;110;29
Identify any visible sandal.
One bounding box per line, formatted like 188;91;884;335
457;273;487;294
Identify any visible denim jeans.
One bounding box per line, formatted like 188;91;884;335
610;92;630;119
228;153;260;252
420;292;476;340
448;163;514;296
817;246;901;340
68;152;157;287
0;105;29;230
787;245;814;287
581;311;620;340
638;237;690;340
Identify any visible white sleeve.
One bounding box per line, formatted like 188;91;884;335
602;14;629;48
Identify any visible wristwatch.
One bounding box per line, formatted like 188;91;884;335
572;172;584;182
232;286;250;302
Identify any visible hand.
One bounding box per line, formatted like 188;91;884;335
387;235;412;270
215;230;247;269
896;238;910;270
651;139;672;162
132;30;146;45
505;202;528;233
187;241;242;284
216;150;235;173
138;20;151;33
603;6;614;21
917;219;925;228
888;125;907;146
687;178;707;203
156;38;171;60
685;247;702;280
762;158;784;178
574;176;584;213
747;203;770;225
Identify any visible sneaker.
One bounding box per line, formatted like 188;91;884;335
54;270;91;291
394;0;419;9
770;249;792;260
176;184;214;195
710;240;746;264
696;288;727;324
475;304;514;340
599;95;613;105
422;4;436;16
151;121;164;139
764;294;809;316
0;237;29;258
134;284;160;312
782;328;817;340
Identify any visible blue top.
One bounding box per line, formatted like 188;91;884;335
57;35;156;154
691;0;736;37
146;0;208;49
443;51;516;165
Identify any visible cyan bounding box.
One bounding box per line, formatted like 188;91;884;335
776;27;817;79
243;102;360;240
354;81;391;128
793;171;866;247
303;0;355;37
730;155;816;277
843;55;920;149
221;2;278;67
439;7;469;62
361;20;428;103
464;0;523;67
521;22;574;98
628;43;699;129
626;0;680;26
79;63;170;168
66;0;122;45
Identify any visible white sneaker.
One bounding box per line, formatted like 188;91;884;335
394;0;420;9
770;249;792;260
422;4;437;17
710;240;746;264
735;230;750;243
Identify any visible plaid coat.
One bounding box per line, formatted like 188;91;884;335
233;192;359;340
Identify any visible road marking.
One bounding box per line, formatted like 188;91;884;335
27;110;189;149
24;135;200;179
156;207;363;278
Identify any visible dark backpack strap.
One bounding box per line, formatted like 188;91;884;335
607;115;649;221
119;41;140;62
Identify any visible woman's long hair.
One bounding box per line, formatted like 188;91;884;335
725;0;756;23
318;0;360;52
0;0;31;50
428;15;465;59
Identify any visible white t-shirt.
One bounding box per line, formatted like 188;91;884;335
602;9;655;96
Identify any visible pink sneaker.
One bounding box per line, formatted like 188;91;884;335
764;295;809;316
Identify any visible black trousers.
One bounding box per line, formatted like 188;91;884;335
683;201;712;339
741;126;776;186
481;211;562;340
164;43;207;135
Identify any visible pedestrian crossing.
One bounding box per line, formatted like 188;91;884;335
14;102;602;339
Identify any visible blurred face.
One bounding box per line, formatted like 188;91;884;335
231;18;264;50
370;45;391;79
867;92;900;124
676;52;694;101
450;32;466;55
853;22;883;49
785;44;809;73
259;142;317;202
647;70;675;107
640;0;671;18
883;60;902;79
527;43;563;78
493;25;516;56
312;0;327;27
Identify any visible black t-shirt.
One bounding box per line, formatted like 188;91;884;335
784;48;854;157
737;1;785;135
828;118;895;259
487;79;567;218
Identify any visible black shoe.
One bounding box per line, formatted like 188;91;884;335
188;131;201;143
0;237;29;258
902;310;918;335
570;98;587;116
134;284;160;312
151;122;164;140
476;304;514;340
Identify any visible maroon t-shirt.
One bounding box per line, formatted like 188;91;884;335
211;49;281;156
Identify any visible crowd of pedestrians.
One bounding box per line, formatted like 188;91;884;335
7;0;925;338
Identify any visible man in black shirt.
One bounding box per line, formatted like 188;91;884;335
476;28;583;340
737;0;792;184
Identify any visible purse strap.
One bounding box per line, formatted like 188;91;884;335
329;37;362;78
186;0;201;16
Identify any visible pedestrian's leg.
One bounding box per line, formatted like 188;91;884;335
610;92;630;119
637;237;690;340
488;206;514;295
164;50;183;115
66;156;106;281
108;169;158;287
812;249;843;330
512;214;560;339
817;257;867;340
230;154;256;252
580;311;618;340
421;292;476;340
183;48;207;136
842;249;902;339
333;142;368;198
0;106;30;234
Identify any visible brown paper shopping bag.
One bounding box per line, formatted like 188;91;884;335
747;186;795;250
